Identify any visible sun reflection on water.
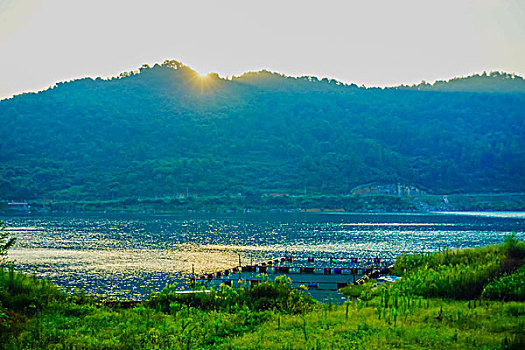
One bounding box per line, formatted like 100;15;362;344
3;213;523;300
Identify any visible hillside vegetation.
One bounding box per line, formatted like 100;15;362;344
1;236;524;349
1;61;524;200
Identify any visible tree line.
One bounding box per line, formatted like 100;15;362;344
0;61;524;200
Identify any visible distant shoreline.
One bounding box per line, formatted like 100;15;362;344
3;193;524;216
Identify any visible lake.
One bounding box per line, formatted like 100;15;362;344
2;212;524;300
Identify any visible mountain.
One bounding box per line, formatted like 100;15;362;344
402;72;525;92
0;60;524;200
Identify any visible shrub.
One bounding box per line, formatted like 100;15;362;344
391;237;524;299
340;279;378;301
147;276;315;314
503;234;525;260
482;264;525;301
0;265;65;313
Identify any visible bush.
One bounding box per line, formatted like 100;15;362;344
340;279;378;301
391;237;524;299
147;276;315;314
503;234;525;260
0;265;66;314
482;264;525;301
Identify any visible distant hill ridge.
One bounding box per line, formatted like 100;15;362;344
5;61;524;100
399;71;525;92
0;60;524;200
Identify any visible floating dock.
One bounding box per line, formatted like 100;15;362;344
190;255;396;303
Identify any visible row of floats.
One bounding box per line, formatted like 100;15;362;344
199;279;353;290
194;256;390;281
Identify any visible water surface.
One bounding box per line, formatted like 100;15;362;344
3;212;524;300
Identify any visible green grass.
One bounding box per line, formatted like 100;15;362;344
1;237;524;349
389;235;525;299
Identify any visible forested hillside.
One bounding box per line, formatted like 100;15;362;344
0;61;524;200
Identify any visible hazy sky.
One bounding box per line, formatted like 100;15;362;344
1;0;524;99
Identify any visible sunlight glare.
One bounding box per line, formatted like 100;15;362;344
189;69;217;93
195;70;208;78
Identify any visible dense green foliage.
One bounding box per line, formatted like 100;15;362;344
22;192;525;214
147;276;314;314
1;61;524;200
390;236;525;299
1;239;524;349
0;264;69;316
482;264;525;301
28;193;421;213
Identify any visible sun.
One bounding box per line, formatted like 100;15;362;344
189;70;218;94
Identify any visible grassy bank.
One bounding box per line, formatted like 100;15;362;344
1;238;524;349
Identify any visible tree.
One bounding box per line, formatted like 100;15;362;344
0;221;16;266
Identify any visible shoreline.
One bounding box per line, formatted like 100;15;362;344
3;192;525;216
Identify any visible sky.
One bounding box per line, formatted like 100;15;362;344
0;0;524;99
